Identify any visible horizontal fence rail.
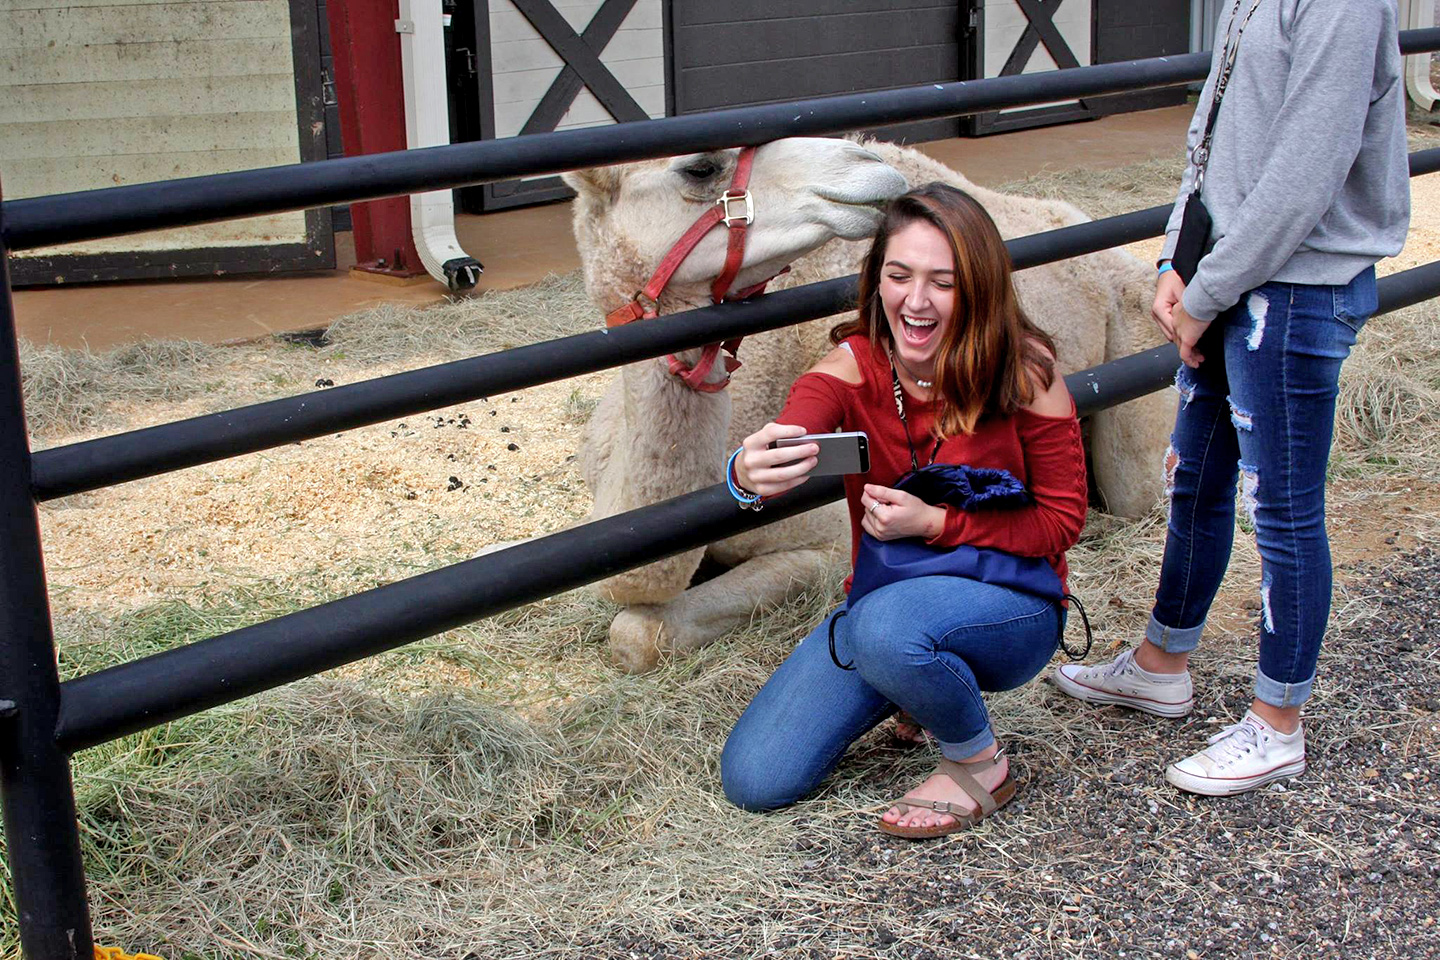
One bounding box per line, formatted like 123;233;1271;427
51;253;1440;752
0;53;1210;252
13;25;1438;253
30;146;1440;503
11;26;1437;254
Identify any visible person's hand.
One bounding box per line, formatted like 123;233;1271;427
1173;302;1210;369
734;422;818;497
1152;267;1186;342
860;484;945;541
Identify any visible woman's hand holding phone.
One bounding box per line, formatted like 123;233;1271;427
735;423;819;497
860;484;946;541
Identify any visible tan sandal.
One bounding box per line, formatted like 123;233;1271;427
877;749;1016;839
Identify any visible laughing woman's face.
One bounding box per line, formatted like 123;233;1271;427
879;220;956;382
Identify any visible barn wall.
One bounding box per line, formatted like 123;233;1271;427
0;0;319;265
668;0;968;143
1090;0;1191;115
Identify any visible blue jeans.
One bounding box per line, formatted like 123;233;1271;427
721;576;1062;811
1151;268;1376;709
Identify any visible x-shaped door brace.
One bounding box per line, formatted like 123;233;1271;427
510;0;648;134
999;0;1083;76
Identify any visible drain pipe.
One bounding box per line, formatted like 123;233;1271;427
1404;0;1439;111
396;0;483;293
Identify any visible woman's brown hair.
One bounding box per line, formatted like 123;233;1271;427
830;182;1057;437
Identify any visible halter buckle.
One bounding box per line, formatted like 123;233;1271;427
716;190;754;227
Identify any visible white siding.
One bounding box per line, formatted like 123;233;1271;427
0;0;308;257
488;0;665;140
981;0;1092;115
982;0;1092;77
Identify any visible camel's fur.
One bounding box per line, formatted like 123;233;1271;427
562;138;1172;671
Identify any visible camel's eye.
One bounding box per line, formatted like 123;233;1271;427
679;159;721;182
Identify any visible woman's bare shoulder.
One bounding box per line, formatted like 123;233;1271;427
808;343;863;385
1022;339;1072;417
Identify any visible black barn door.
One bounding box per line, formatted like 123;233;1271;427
669;0;974;146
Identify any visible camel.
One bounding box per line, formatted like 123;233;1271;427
559;137;1171;672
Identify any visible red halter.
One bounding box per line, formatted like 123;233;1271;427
603;146;782;393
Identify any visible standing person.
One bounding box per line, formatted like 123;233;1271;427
1053;0;1410;796
720;183;1088;837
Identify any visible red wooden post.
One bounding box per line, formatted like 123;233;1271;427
325;0;426;278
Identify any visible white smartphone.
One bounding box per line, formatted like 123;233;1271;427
770;431;870;476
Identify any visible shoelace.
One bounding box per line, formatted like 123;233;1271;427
1100;649;1136;678
1205;718;1267;766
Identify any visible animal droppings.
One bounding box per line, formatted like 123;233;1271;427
314;378;334;387
507;443;520;451
501;426;510;432
447;476;464;491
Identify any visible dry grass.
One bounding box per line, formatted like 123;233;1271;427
18;272;593;441
4;145;1440;959
999;154;1188;220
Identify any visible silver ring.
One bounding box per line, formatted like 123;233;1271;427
868;501;880;514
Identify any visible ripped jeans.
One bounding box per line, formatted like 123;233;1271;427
1152;267;1375;709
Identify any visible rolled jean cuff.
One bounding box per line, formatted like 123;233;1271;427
1254;666;1315;709
1145;612;1203;654
938;725;995;762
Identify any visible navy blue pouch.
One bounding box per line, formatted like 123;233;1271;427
848;464;1061;605
832;464;1090;668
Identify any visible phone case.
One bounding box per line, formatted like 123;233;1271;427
774;432;869;476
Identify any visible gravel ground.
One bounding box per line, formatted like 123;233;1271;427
487;548;1440;960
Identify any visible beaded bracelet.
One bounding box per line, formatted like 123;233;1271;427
726;446;763;511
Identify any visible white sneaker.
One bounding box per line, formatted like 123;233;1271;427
1052;649;1194;718
1165;711;1306;797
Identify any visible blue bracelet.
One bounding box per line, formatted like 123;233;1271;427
726;446;763;510
1157;261;1175;278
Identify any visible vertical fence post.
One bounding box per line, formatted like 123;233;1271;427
0;186;94;957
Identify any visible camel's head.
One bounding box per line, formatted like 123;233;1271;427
563;138;908;314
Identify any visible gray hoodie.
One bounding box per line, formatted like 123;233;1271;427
1161;0;1411;322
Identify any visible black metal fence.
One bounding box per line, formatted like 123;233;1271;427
4;31;1440;959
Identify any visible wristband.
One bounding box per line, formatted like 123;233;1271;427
1157;261;1175;278
726;446;763;511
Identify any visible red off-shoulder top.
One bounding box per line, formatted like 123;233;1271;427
776;334;1088;593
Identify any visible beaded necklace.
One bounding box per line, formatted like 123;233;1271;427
888;352;942;473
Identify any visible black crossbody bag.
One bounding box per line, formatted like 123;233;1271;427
1173;0;1265;283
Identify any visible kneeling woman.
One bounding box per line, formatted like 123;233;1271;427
721;183;1087;838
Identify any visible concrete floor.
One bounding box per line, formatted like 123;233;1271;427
11;105;1193;351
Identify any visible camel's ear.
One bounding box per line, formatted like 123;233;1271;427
561;165;622;203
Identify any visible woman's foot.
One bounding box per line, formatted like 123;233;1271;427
880;747;1009;832
890;711;930;746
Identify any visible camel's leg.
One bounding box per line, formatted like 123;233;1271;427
1088;267;1176;519
608;548;838;673
1089;391;1176;518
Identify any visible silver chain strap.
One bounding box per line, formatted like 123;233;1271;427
1191;0;1265;191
